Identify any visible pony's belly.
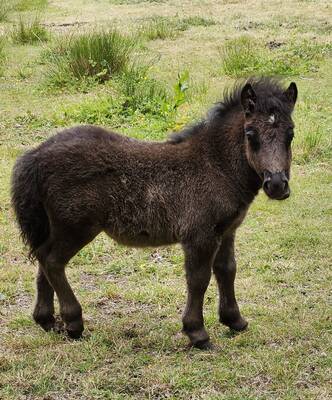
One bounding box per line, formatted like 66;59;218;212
105;229;178;248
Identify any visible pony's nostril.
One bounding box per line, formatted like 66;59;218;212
263;179;271;192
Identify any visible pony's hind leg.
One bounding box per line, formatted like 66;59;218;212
36;225;100;338
32;265;55;331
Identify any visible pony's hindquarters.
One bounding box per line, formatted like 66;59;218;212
11;150;50;260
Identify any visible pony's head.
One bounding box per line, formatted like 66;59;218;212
241;81;297;200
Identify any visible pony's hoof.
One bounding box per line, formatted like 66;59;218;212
221;316;248;331
65;320;84;339
192;338;214;350
33;314;56;332
66;329;83;339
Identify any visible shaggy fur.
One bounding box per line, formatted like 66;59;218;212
11;77;297;348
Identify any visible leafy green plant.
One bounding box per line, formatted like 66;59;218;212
172;70;190;108
11;16;49;44
44;29;136;88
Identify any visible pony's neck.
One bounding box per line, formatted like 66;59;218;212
203;109;262;203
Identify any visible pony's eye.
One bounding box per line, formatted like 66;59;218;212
245;128;260;151
245;127;257;138
286;128;294;146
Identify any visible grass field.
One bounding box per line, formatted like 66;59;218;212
0;0;331;399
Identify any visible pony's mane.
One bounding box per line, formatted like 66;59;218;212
169;77;288;144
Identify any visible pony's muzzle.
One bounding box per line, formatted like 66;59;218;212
263;171;290;200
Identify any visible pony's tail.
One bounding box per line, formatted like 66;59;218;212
11;151;49;261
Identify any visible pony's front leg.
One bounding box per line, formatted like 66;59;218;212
182;240;218;349
213;232;248;331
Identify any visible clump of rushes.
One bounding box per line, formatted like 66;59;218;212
44;29;136;88
11;16;49;44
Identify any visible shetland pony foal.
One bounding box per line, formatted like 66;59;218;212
11;78;297;349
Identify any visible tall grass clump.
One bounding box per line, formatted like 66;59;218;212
297;130;326;162
221;36;262;77
138;17;178;40
11;16;49;44
44;29;136;88
221;36;332;77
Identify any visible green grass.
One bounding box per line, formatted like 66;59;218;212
43;29;136;88
41;67;190;139
0;0;331;398
0;0;47;20
138;16;179;40
0;0;11;21
181;16;217;28
221;35;332;77
110;0;165;4
138;15;217;40
117;66;170;116
14;0;48;11
0;36;5;75
11;15;49;44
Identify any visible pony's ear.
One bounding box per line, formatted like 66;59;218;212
284;82;297;106
241;83;257;115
